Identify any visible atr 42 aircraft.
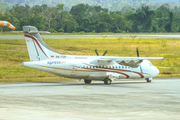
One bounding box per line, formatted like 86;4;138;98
22;26;163;85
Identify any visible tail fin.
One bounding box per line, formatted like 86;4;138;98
23;26;60;61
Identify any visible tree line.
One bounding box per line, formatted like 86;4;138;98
0;3;180;33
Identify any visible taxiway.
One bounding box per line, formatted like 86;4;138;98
0;78;179;120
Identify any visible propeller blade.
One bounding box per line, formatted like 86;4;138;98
95;49;99;56
102;50;108;56
136;48;139;57
136;48;143;73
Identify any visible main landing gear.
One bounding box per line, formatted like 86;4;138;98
84;79;92;84
84;79;112;85
104;78;112;85
145;78;152;83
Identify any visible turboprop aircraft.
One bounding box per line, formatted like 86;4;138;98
22;26;163;85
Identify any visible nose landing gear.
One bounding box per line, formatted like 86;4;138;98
145;78;152;83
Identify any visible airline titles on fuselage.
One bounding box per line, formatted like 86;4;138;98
47;60;66;65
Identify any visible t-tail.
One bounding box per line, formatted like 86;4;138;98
23;26;60;61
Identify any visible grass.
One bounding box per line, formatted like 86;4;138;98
0;38;180;82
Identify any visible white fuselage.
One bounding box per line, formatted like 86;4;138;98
22;56;159;81
21;26;163;84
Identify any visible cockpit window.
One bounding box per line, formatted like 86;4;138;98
149;62;153;66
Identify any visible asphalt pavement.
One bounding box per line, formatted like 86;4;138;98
0;78;179;120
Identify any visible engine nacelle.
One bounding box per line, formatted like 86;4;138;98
110;73;127;79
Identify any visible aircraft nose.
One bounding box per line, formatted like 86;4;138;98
153;66;159;76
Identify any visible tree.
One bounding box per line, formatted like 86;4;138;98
167;11;174;32
64;15;79;33
133;6;155;32
70;4;90;25
43;6;58;29
95;21;108;33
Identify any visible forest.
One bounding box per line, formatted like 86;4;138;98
1;3;180;33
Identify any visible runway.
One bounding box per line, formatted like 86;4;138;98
1;34;180;39
0;78;180;120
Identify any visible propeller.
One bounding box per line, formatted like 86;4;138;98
136;47;143;73
95;49;99;56
95;49;108;56
136;48;139;57
102;50;108;56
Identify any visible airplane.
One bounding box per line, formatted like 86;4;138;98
22;26;164;85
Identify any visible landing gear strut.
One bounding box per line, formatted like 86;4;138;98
84;79;91;84
104;79;112;85
145;78;152;83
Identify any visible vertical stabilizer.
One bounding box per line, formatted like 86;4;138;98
23;26;60;61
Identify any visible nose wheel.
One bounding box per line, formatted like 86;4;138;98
104;79;112;85
146;78;152;83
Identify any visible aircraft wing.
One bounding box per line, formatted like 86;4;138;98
90;57;164;68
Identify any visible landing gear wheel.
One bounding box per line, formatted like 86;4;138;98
84;79;91;84
104;79;112;85
146;78;152;83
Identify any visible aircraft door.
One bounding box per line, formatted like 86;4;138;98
71;67;77;76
